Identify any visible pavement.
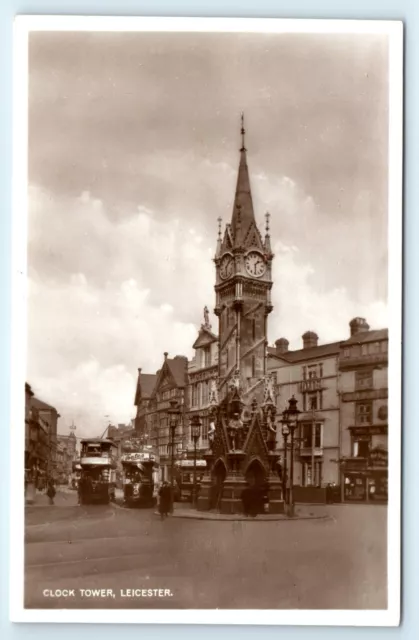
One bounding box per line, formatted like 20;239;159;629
24;489;388;610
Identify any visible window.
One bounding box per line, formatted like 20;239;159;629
308;393;318;411
355;370;373;390
381;341;388;353
361;344;368;356
252;356;256;377
202;381;209;406
201;417;209;444
302;460;323;487
308;365;317;380
204;347;211;368
343;348;350;357
252;319;256;341
352;438;370;458
356;401;372;425
319;363;323;378
319;390;323;410
300;423;322;448
191;384;198;407
302;366;307;380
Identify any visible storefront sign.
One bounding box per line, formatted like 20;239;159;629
176;459;206;468
121;452;155;463
342;389;388;403
350;426;387;436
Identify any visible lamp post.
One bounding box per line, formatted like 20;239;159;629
190;415;202;508
167;399;181;489
281;395;301;517
281;423;290;506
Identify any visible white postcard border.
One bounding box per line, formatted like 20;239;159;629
9;15;403;626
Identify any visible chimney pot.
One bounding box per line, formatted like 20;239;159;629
302;331;319;349
349;318;370;337
275;338;289;355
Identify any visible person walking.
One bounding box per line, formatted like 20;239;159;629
158;482;172;519
46;478;56;506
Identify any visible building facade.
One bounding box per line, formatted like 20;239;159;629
186;312;218;457
268;332;341;501
31;396;60;476
56;432;78;484
338;318;388;503
25;383;50;487
134;354;188;482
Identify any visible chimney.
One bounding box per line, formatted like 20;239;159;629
349;317;370;337
275;338;289;356
164;352;168;360
302;331;319;349
138;367;142;374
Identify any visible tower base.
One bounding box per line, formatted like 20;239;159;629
196;476;285;515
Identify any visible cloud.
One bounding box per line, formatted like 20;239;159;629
27;182;387;437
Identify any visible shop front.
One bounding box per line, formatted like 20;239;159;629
342;447;388;504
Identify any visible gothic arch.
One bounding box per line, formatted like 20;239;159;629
244;456;266;487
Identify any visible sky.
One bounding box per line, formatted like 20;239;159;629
27;30;389;437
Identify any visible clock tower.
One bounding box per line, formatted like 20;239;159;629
214;114;274;407
197;115;283;515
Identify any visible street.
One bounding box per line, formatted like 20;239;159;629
25;491;387;610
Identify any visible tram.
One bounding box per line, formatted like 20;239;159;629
121;450;159;507
79;438;117;504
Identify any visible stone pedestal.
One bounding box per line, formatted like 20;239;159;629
219;476;247;514
268;479;285;514
197;476;212;511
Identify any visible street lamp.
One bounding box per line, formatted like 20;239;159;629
167;399;181;488
281;395;301;517
190;414;202;508
281;422;290;507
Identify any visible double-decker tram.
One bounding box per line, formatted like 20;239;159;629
121;450;159;508
79;438;117;504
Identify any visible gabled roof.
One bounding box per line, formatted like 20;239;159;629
343;328;388;345
134;371;158;405
150;355;188;398
167;356;188;388
192;326;218;349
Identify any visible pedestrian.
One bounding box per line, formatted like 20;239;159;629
46;478;56;506
241;485;251;516
158;481;172;519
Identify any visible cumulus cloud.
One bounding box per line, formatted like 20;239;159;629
27;180;387;437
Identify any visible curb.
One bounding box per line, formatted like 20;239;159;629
163;512;331;522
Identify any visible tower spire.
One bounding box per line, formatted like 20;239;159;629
240;112;246;151
264;211;272;252
230;113;256;246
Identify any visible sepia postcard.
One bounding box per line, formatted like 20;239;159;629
10;15;403;625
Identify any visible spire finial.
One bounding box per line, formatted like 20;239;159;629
217;217;222;240
240;111;246;151
265;211;270;235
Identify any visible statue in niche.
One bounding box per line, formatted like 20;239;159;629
228;413;244;451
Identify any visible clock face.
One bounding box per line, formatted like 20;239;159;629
220;254;234;280
245;252;266;278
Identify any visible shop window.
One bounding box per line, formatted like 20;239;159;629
356;401;372;425
355;370;373;390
